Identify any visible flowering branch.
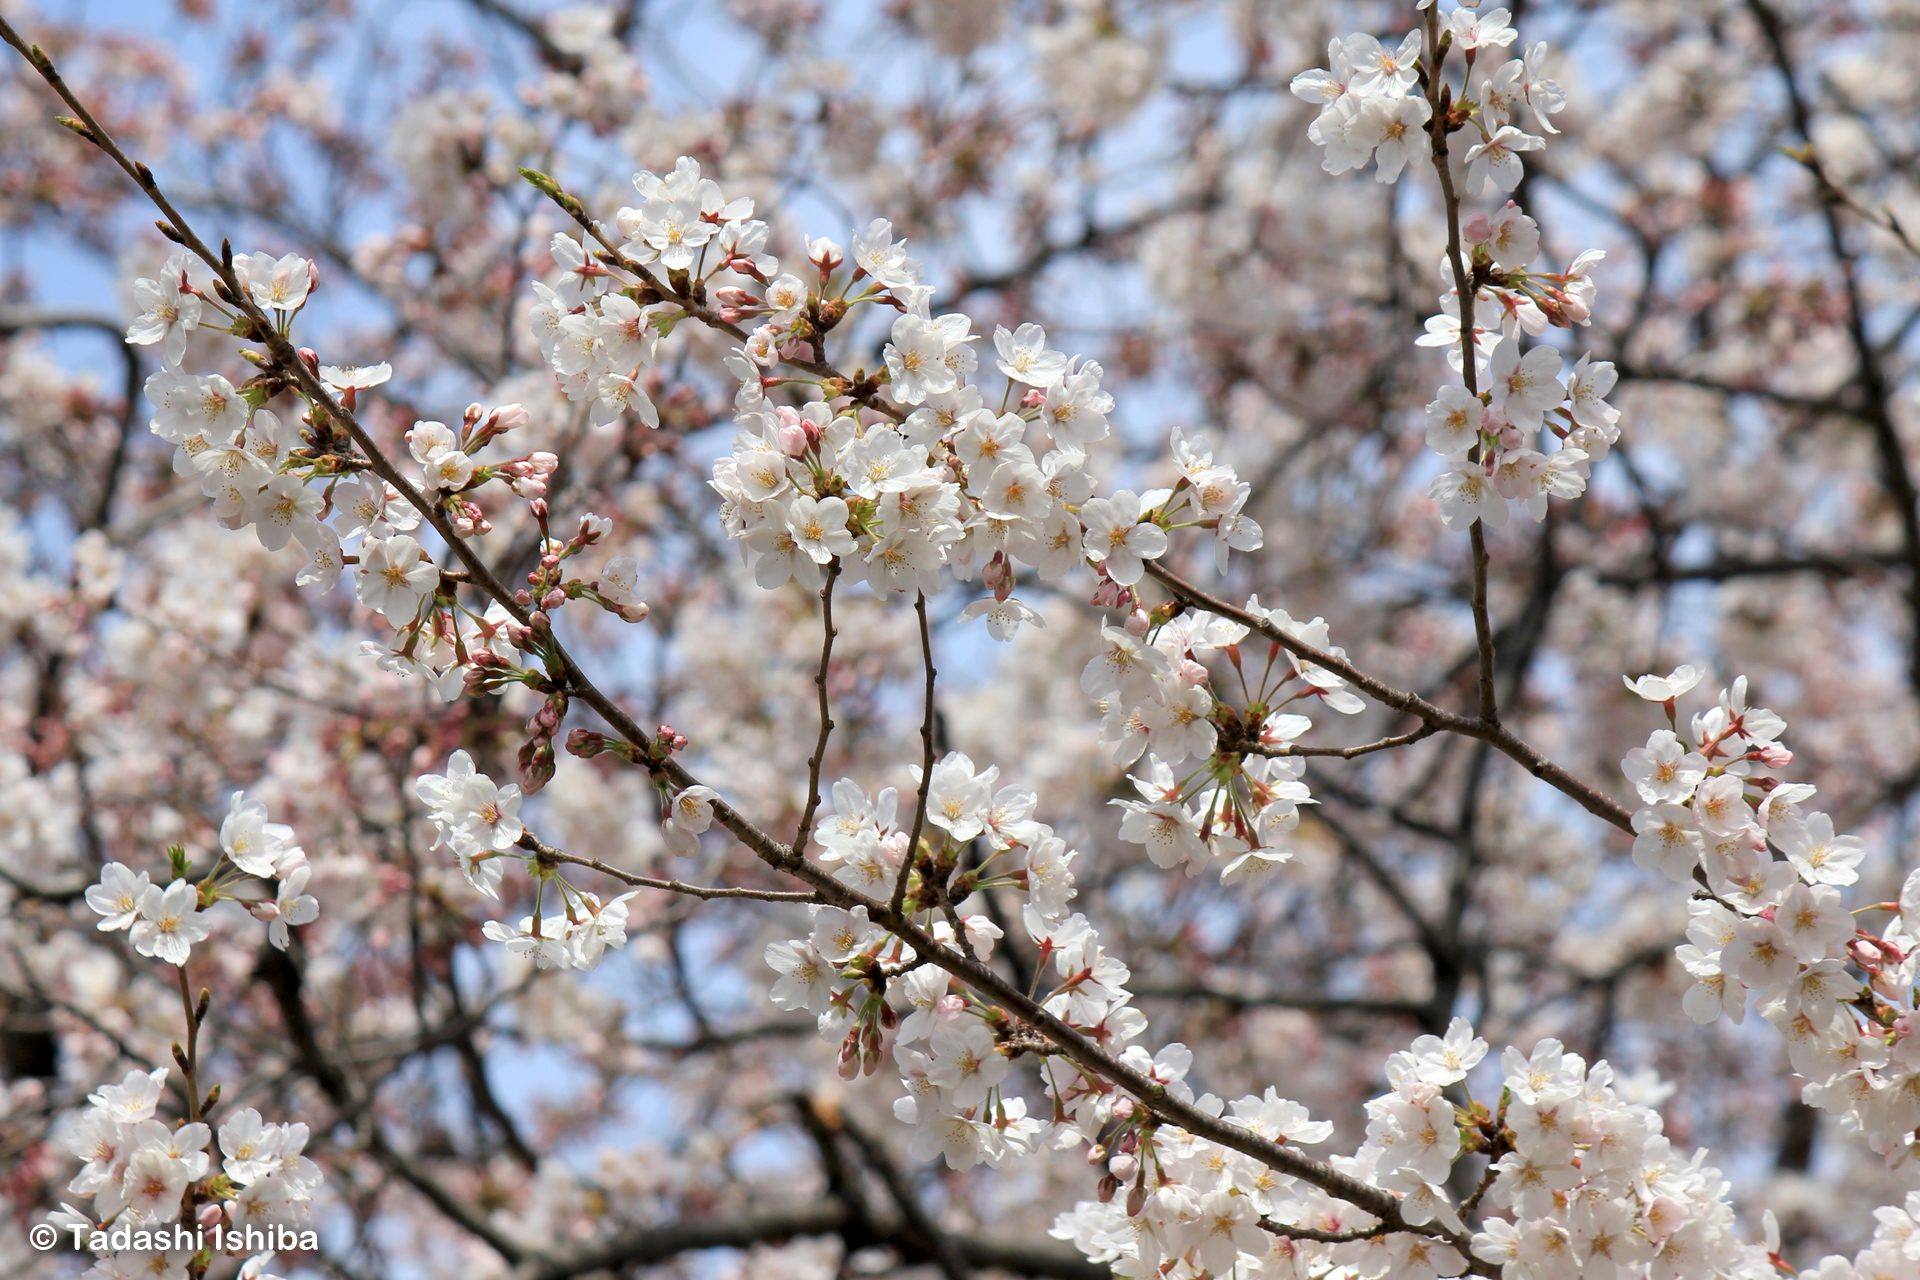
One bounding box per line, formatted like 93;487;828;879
1141;560;1635;832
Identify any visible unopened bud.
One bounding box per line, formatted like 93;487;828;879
490;403;529;434
775;406;810;457
1108;1153;1138;1182
1097;1174;1120;1203
837;1034;860;1079
542;588;566;610
1124;609;1150;636
807;235;844;274
983;552;1013;602
567;729;608;758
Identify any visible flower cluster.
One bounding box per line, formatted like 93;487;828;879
85;792;317;963
54;1074;321;1277
1803;1193;1920;1280
1418;222;1620;531
1051;1020;1765;1280
1462;1039;1762;1280
530;156;775;429
418;750;637;969
1097;595;1364;884
1293;23;1615;536
1290;15;1562;190
694;229;1262;634
757;760;1144;1168
128;253;588;704
1621;669;1920;1159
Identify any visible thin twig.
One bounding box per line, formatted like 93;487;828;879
515;833;819;902
793;560;841;856
1261;1218;1391;1244
890;591;937;917
1243;723;1440;759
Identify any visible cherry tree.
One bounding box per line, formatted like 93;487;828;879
3;1;1920;1279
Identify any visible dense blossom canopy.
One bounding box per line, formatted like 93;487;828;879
5;1;1920;1279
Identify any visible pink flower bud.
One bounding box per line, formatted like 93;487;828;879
1108;1153;1138;1182
935;994;967;1021
1124;609;1151;636
983;552;1012;601
1021;388;1047;408
836;1034;860;1079
1112;1097;1135;1122
1177;659;1209;687
1462;213;1493;244
776;422;810;457
542;588;566;610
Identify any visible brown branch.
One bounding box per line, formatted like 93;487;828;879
1262;1218;1391;1244
1241;723;1440;759
1422;8;1498;725
1142;560;1634;834
1747;0;1920;697
794;560;841;856
1596;550;1906;587
891;590;937;917
515;832;819;902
